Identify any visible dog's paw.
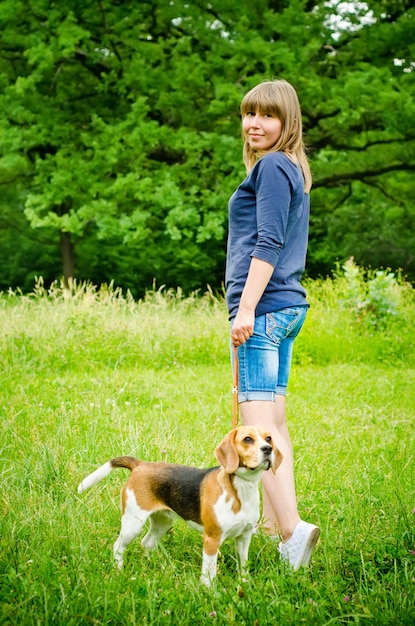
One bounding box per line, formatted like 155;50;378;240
141;532;158;550
200;573;214;588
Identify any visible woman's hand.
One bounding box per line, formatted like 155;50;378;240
231;309;255;346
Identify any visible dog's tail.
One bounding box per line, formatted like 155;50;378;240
77;456;140;494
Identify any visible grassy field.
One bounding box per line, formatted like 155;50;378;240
1;276;414;625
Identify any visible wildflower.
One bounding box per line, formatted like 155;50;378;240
209;611;217;618
308;598;317;606
343;596;350;602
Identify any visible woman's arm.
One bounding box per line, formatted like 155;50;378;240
231;257;274;346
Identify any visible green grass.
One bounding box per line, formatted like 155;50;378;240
1;280;414;625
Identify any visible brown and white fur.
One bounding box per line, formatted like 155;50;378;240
77;426;282;586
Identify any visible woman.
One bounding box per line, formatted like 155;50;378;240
225;79;320;570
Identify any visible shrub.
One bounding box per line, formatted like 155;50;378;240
334;257;403;328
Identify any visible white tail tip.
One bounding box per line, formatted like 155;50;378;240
77;461;113;494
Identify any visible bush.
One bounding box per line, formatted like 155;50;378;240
334;257;404;328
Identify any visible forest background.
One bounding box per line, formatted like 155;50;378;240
1;0;414;297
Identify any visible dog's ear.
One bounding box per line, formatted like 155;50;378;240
272;445;283;474
214;430;240;474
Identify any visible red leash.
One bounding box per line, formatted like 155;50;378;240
232;345;239;429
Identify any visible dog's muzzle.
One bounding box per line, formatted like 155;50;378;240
252;458;272;471
259;444;273;470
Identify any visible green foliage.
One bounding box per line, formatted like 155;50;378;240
297;263;415;368
1;278;415;624
334;257;403;327
0;0;414;294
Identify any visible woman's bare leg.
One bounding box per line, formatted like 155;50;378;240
239;396;300;541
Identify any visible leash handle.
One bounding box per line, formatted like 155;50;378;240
232;345;239;429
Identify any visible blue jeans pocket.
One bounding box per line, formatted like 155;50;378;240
265;307;307;344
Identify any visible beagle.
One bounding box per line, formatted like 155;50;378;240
77;426;282;586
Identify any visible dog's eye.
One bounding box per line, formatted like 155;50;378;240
243;436;254;444
265;436;272;444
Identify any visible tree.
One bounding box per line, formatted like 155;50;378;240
306;0;415;276
0;0;414;295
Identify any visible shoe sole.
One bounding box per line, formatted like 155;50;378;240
295;526;321;570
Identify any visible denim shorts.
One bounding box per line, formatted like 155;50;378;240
231;306;307;402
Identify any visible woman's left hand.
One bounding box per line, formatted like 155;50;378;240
231;309;254;346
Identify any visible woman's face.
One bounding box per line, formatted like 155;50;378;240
242;110;282;151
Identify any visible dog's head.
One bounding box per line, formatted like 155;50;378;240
214;426;282;476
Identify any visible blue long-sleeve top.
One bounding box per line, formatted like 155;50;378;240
225;151;310;320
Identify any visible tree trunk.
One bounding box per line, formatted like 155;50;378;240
60;231;75;286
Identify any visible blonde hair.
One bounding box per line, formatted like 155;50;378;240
241;80;312;193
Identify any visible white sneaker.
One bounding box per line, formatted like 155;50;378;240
278;521;320;570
